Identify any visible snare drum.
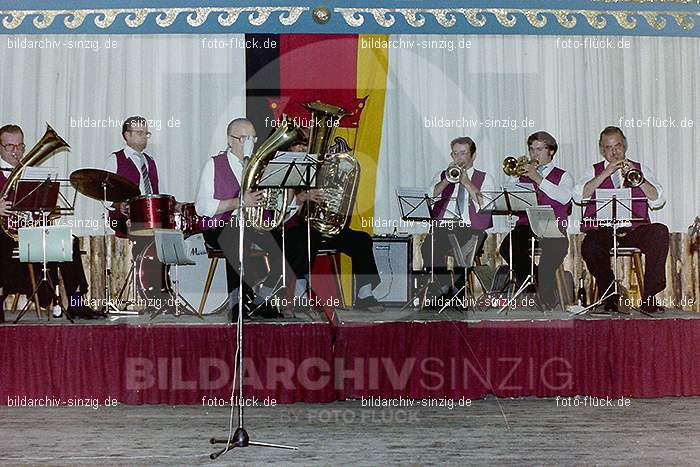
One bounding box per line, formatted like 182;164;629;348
129;194;176;236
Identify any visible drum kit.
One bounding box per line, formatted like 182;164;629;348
69;168;228;316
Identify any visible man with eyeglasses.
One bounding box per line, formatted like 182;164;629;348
104;116;162;238
195;118;283;320
0;124;94;322
425;136;495;306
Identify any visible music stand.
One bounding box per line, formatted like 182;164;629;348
251;150;317;314
150;229;203;319
396;187;462;310
574;193;650;316
479;188;537;311
209;155;298;459
12;179;70;323
437;232;482;313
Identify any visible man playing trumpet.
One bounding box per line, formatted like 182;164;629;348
575;126;667;313
499;131;573;309
427;136;496;300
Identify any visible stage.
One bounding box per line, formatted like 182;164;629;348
2;306;700;406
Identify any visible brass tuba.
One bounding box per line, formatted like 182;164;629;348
503;155;539;176
0;124;70;240
240;114;300;231
304;100;360;237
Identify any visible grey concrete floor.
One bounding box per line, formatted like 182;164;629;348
1;398;699;466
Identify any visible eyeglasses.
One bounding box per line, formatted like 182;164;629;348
229;135;258;143
451;150;470;157
0;143;25;152
128;130;152;138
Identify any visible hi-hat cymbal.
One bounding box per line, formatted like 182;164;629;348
70;168;140;202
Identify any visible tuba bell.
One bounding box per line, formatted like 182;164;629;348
240;114;300;231
0;124;70;241
304;101;360;237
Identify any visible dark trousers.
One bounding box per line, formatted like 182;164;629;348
421;225;487;290
581;223;668;300
203;222;287;294
499;224;569;305
0;233;88;307
284;225;380;290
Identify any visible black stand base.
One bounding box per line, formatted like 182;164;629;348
209;427;297;459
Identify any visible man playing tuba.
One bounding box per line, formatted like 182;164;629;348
0;124;95;322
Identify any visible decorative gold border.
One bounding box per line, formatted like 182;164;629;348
334;8;698;31
0;6;696;32
0;6;308;30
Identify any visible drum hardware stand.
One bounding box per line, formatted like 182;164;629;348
101;182;137;315
573;196;653;317
208;187;297;460
115;240;141;309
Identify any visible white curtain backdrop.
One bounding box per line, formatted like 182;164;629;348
0;34;246;235
375;34;699;234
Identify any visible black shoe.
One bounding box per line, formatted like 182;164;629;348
640;303;665;314
67;305;104;319
354;296;384;312
249;301;284;319
602;295;620;313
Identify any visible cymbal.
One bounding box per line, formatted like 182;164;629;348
70;168;140;202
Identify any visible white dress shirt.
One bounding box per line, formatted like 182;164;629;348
505;161;574;205
430;166;497;224
195;149;243;218
104;146;155;195
573;158;665;209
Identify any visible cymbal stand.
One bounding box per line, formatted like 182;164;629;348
101;182;136;315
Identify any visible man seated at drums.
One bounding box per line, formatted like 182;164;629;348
104;116;183;238
194;117;284;320
426;136;495;304
499;131;572;309
0;124;96;322
575;126;668;314
281;129;384;312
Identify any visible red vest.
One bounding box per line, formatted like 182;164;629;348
432;169;493;230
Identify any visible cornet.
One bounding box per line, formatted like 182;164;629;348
622;161;645;188
503;156;540;176
445;162;464;183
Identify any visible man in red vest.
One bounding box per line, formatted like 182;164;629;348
104;116;163;237
576;126;668;313
194;118;283;320
427;136;495;304
499;131;572;309
0;124;93;322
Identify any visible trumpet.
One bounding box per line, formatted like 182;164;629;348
445;162;464;183
622;161;645;188
503;155;539;176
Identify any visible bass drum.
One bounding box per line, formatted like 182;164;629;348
136;234;228;315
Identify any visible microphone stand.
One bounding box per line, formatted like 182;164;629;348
209;161;297;460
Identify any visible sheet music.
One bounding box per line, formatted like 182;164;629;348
595;188;632;224
526;207;564;238
20;166;58;181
